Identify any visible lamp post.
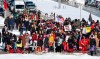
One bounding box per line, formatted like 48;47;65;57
58;0;61;8
79;3;83;27
80;4;82;21
79;3;82;21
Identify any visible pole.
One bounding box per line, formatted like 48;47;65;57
58;0;61;8
80;4;81;21
4;10;6;18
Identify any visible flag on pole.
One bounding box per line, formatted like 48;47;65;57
88;13;92;22
55;15;64;23
3;0;8;10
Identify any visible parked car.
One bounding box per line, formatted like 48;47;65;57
8;0;15;12
95;0;100;9
14;0;25;13
0;7;4;17
86;0;96;7
25;1;36;12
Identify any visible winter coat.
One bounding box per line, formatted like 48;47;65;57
79;38;89;51
57;37;63;46
90;45;95;51
4;18;9;26
13;35;17;42
62;41;68;51
90;38;96;46
91;24;95;30
44;37;49;48
17;38;22;48
21;35;26;47
37;35;43;47
68;37;74;49
32;33;38;41
8;18;14;26
9;48;14;53
6;35;10;45
89;38;96;51
49;34;54;46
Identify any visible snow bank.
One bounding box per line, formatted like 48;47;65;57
0;16;5;26
0;53;100;59
75;0;85;5
8;30;20;36
33;0;100;21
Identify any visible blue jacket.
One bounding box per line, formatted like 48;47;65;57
8;18;14;26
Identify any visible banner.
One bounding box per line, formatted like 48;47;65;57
55;15;64;23
86;27;91;33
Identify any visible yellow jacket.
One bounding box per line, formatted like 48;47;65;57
17;41;22;48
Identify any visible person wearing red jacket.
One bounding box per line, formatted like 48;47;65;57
32;32;38;41
62;41;68;52
91;23;95;30
32;32;38;52
79;36;89;53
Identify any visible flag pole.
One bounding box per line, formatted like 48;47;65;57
80;4;82;21
3;0;8;18
4;10;6;18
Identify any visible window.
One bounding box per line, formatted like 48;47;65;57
0;8;3;12
16;5;24;9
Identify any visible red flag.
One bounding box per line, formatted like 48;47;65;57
3;0;8;10
60;17;64;23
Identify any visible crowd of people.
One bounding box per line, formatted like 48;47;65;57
0;10;100;56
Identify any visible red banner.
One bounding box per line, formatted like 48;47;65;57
3;0;8;10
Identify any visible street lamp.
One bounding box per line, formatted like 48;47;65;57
76;0;85;20
78;3;83;21
80;4;82;21
58;0;61;8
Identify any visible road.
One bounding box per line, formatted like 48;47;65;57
54;0;100;19
83;6;100;18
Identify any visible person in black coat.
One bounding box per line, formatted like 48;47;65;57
89;36;96;56
68;35;74;52
8;18;14;30
55;36;63;52
43;36;49;52
44;36;49;49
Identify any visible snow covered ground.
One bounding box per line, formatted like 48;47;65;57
33;0;100;21
0;16;5;26
0;53;100;59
